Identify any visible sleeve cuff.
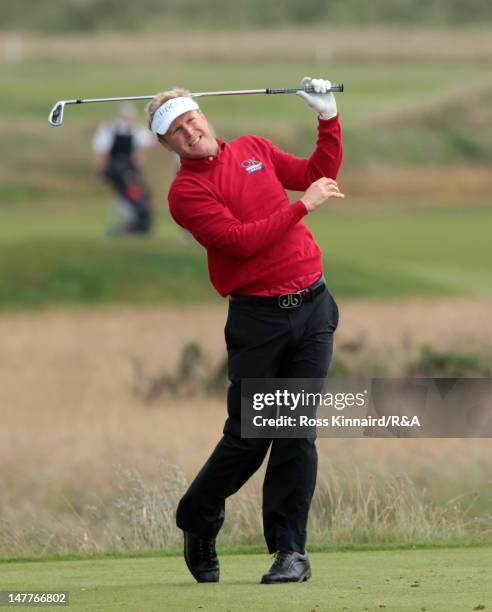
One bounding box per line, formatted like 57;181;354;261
293;199;309;217
318;112;339;124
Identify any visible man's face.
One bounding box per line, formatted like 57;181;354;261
161;109;218;159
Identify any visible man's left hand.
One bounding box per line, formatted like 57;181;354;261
296;77;338;120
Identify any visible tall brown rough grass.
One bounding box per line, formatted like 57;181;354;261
1;464;489;558
1;303;491;557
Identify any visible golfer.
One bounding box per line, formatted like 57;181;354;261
147;77;343;584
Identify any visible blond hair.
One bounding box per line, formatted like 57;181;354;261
145;88;192;140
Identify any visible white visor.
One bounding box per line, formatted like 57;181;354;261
150;96;199;135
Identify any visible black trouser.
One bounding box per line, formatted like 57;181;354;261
105;158;152;233
176;283;339;553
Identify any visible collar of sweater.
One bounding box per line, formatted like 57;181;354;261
179;139;226;171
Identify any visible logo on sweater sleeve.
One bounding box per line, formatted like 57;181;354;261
241;157;265;174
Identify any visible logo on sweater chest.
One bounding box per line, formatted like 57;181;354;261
241;157;265;174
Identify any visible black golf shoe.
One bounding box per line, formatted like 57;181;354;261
183;531;219;583
261;550;311;584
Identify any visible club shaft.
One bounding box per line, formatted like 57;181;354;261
196;84;344;96
66;85;344;104
49;84;344;126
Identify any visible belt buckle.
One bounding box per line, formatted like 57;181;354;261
277;292;303;309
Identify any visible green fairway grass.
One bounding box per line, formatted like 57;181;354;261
1;547;490;611
0;202;490;309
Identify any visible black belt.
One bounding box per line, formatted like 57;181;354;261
230;278;326;310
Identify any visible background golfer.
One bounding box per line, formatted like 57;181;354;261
92;103;154;236
147;76;343;584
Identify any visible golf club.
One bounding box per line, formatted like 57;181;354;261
48;84;344;127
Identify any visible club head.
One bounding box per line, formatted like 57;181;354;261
48;101;65;126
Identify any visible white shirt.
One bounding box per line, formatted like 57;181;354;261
92;119;154;154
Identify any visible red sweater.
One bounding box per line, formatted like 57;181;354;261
168;115;342;297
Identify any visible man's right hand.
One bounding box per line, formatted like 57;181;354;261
300;177;344;212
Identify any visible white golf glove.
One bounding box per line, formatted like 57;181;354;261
296;76;338;119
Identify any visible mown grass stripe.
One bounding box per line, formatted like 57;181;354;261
1;540;491;565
